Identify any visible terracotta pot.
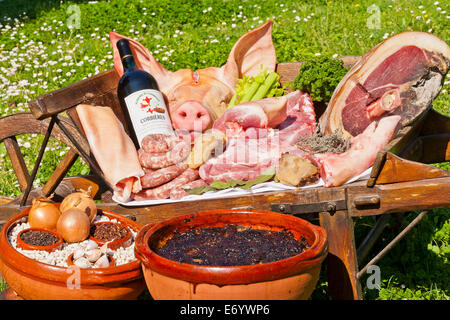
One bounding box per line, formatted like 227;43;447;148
89;221;132;250
17;227;63;252
0;207;145;300
135;209;328;300
67;253;116;268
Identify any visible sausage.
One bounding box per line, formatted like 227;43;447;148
141;134;180;154
138;139;190;169
140;163;188;189
169;179;208;200
132;168;199;201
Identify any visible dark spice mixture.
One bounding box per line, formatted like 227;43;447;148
297;128;351;154
91;223;127;242
154;224;310;266
20;229;58;247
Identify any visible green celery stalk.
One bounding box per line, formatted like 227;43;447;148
251;72;279;101
239;80;262;103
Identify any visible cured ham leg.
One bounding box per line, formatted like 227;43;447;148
320;31;450;138
311;115;401;187
76;105;145;202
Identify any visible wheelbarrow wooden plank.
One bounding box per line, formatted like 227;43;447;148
400;134;450;164
420;108;450;136
94;183;351;226
348;176;450;217
28;69;120;120
0;113;90;160
374;152;450;184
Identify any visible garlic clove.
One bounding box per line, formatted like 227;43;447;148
85;248;102;262
86;240;98;250
94;254;110;268
100;243;108;254
100;243;114;255
73;248;85;260
74;257;92;269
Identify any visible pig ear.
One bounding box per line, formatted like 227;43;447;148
222;21;276;87
109;32;188;94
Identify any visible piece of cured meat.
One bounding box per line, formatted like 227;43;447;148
76;105;145;203
311;115;401;187
140;163;188;189
319;31;450;138
169;179;208;200
132;168;199;201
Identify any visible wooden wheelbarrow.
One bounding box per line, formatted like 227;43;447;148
1;57;449;300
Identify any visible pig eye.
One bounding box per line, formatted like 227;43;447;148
197;112;203;118
180;111;187;117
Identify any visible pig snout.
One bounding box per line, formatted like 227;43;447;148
171;101;211;132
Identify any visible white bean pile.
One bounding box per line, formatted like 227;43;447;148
7;214;137;268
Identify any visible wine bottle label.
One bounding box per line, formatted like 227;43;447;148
124;89;174;147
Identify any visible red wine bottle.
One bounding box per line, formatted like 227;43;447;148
116;38;174;149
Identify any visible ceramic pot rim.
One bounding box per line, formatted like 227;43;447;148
0;206;143;285
17;227;63;252
135;209;328;285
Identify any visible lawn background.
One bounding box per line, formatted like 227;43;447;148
0;0;448;299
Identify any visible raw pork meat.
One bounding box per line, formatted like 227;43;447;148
310;115;401;187
199;91;316;183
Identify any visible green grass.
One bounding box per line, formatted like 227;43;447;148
0;0;449;300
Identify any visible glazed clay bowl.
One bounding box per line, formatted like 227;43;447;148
17;227;63;253
135;209;328;300
89;221;132;250
0;207;145;300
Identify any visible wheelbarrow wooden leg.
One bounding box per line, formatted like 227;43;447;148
320;210;362;300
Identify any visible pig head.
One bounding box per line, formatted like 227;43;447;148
110;21;276;135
